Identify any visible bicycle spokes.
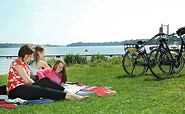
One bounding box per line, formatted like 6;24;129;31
122;51;148;76
148;49;173;79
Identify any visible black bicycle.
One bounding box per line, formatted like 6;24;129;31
122;33;164;76
148;27;185;79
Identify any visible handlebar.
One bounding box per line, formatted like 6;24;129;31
176;27;185;36
167;33;176;37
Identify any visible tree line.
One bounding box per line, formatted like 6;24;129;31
67;36;181;46
0;36;181;48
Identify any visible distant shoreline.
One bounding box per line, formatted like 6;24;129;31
0;43;64;48
0;42;123;48
0;36;179;48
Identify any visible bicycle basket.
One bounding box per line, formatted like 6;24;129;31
176;27;185;36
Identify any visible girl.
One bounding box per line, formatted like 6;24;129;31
36;60;67;84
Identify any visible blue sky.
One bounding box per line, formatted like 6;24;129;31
0;0;185;45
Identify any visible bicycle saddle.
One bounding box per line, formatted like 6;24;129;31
176;27;185;36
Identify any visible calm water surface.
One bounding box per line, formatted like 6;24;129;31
0;46;126;74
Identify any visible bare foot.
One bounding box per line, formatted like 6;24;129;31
65;93;89;100
77;95;89;100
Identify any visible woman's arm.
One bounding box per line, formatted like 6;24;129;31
38;60;50;68
36;68;51;79
15;65;34;84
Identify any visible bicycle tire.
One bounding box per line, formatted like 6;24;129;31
148;49;173;79
170;51;185;74
122;51;148;76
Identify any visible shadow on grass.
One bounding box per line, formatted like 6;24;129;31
117;72;153;79
117;74;144;79
144;73;185;82
144;77;164;82
118;71;185;82
143;75;175;82
170;74;185;78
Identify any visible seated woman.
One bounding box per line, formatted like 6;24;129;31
7;44;88;100
28;45;50;81
36;60;67;84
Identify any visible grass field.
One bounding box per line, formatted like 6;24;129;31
1;64;185;114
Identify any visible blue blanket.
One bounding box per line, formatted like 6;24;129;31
0;96;54;108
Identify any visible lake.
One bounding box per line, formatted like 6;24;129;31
0;45;127;74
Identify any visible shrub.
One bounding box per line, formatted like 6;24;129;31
64;54;87;65
44;57;61;67
90;54;108;62
44;54;122;67
109;56;122;65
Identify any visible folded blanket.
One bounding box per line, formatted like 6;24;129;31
75;90;95;95
82;86;116;96
0;95;8;100
0;95;54;108
5;98;27;105
0;101;18;108
26;99;54;104
63;84;86;94
65;83;116;96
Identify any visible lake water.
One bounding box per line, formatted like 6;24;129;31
0;46;127;74
0;45;155;74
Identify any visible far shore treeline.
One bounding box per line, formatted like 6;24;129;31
0;36;180;48
0;43;62;48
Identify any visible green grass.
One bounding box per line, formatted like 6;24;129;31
1;65;185;114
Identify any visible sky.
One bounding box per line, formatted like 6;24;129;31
0;0;185;45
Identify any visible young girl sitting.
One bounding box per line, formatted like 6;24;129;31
36;60;67;84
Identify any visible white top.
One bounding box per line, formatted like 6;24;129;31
29;63;42;75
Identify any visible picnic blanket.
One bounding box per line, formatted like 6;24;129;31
0;97;54;108
0;82;116;108
71;83;116;96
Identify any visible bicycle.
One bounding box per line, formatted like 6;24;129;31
122;33;164;76
148;27;185;79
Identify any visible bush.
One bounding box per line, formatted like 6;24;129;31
90;54;108;62
88;54;121;67
45;57;56;67
44;54;122;67
64;54;87;65
109;56;122;65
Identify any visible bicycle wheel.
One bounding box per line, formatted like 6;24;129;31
122;51;148;76
148;49;173;79
170;51;185;74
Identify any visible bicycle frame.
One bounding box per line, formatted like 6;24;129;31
158;34;185;68
122;33;165;76
174;35;185;67
149;32;185;79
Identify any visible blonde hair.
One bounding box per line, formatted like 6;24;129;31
33;45;44;65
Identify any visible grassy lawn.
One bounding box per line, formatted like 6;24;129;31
1;65;185;114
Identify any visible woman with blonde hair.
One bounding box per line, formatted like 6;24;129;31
29;45;50;76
